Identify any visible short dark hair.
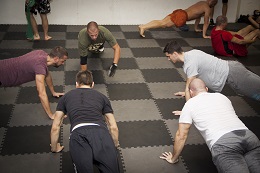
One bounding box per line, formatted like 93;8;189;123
163;40;183;54
76;70;93;86
49;46;68;59
216;15;228;26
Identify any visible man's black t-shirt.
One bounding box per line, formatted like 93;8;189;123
56;88;113;130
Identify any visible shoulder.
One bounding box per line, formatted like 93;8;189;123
79;27;87;33
29;50;47;55
98;25;109;31
196;1;209;7
26;50;48;62
186;49;203;56
78;28;87;37
99;26;113;36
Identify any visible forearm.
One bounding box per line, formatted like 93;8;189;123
171;131;186;161
45;72;55;95
113;44;120;64
185;88;191;101
50;126;60;152
39;93;53;116
109;126;119;146
234;39;254;45
202;23;209;38
248;17;260;29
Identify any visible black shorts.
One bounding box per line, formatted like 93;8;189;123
222;0;228;3
25;0;51;15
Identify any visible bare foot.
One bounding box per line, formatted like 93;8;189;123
138;25;145;38
34;35;40;40
27;37;33;41
49;115;55;120
194;28;202;32
45;35;52;41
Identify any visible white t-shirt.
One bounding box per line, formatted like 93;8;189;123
179;92;247;149
183;50;229;92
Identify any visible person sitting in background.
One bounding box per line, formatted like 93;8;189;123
248;10;260;29
211;15;259;57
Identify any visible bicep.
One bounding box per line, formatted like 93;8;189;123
178;123;191;137
186;76;196;88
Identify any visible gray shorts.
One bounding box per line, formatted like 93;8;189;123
226;61;260;100
211;129;260;173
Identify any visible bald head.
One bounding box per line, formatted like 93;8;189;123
87;21;99;40
87;21;98;32
189;78;208;97
216;15;228;26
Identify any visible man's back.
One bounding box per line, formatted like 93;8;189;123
0;50;48;87
56;88;113;130
185;1;210;21
183;49;229;92
180;92;247;149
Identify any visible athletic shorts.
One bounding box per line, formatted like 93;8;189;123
232;34;248;57
25;0;51;15
168;9;188;27
222;0;228;3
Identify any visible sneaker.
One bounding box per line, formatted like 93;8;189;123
210;19;215;26
179;24;189;31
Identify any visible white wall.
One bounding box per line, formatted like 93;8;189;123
0;0;259;25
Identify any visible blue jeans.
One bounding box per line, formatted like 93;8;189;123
211;129;260;173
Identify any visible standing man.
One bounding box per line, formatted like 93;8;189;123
211;15;259;57
209;0;229;26
0;47;68;119
50;70;120;173
78;21;121;77
25;0;52;40
160;78;260;173
163;40;260;101
139;0;218;38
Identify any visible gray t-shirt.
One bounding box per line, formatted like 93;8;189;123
183;50;229;92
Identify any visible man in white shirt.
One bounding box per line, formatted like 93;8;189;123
160;78;260;173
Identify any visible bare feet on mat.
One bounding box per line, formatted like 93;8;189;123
34;35;40;40
45;35;52;40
